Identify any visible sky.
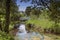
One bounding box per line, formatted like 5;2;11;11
16;0;32;11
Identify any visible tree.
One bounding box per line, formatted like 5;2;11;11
20;0;50;10
50;0;60;22
0;0;19;33
4;0;10;33
25;6;32;16
0;0;6;31
30;8;41;17
0;20;2;31
49;0;60;24
0;0;6;15
49;0;60;34
20;0;50;17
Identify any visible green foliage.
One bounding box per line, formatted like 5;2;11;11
26;8;60;34
25;6;32;16
25;6;41;17
0;0;60;35
27;18;54;29
0;0;19;32
0;31;14;40
48;0;60;34
30;8;41;17
50;0;60;22
52;24;60;34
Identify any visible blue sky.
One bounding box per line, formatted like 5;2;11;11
16;0;32;11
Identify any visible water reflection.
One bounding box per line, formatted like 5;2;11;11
18;23;27;34
15;23;44;40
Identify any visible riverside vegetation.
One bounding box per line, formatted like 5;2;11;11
0;0;60;40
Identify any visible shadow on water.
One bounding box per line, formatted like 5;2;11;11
15;23;44;40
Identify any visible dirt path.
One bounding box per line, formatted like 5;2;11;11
44;35;54;40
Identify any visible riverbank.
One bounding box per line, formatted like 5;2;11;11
43;33;60;40
9;26;60;40
9;29;59;40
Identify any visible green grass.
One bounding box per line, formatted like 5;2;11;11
27;19;54;29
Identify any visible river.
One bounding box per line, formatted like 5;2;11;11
15;23;44;40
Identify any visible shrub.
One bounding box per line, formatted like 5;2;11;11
0;31;14;40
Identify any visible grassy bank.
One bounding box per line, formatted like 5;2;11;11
26;18;54;29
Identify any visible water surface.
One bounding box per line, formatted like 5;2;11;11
15;24;44;40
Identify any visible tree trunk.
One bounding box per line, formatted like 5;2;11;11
4;0;10;33
0;20;2;31
54;20;58;34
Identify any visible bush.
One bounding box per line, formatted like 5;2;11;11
0;31;14;40
54;25;60;34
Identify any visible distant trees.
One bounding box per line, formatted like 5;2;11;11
31;8;41;17
25;6;41;17
29;0;60;24
25;6;32;16
22;0;60;34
